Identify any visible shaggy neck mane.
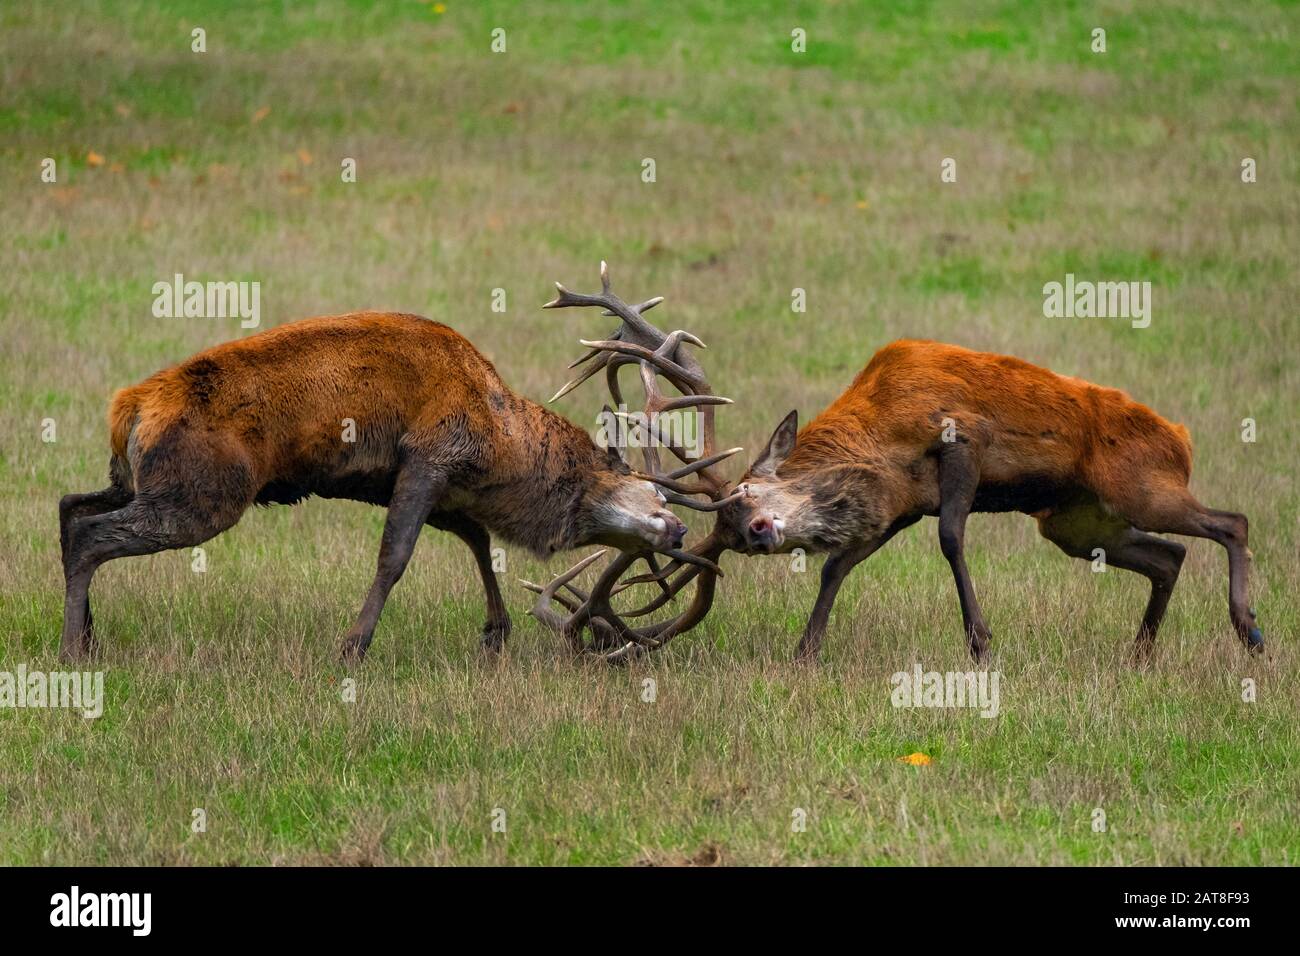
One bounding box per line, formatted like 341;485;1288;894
780;410;880;479
481;395;607;555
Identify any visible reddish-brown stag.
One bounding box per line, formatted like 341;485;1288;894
715;340;1266;662
58;307;697;662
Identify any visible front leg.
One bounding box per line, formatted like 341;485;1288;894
433;514;511;653
794;548;867;662
341;463;446;663
936;442;991;661
794;515;921;662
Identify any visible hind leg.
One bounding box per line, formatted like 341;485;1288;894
340;464;447;663
1039;504;1185;658
61;434;253;661
1122;492;1263;653
59;484;133;653
61;494;246;661
429;512;511;653
937;443;992;661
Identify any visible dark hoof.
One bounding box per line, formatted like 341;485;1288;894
1246;627;1264;653
59;631;98;664
479;623;510;654
339;637;368;665
1128;641;1156;667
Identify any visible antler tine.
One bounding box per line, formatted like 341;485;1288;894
550;351;612;403
611;556;683;595
567;328;619;369
662;488;745;512
622;563;703;616
602;296;663;317
579;339;695;385
665;448;745;481
520;548;608;651
542;261;662;341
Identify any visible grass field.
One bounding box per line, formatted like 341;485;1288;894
1;0;1297;865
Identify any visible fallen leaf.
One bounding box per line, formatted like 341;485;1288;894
297;148;313;165
86;150;105;167
251;105;271;124
898;752;932;766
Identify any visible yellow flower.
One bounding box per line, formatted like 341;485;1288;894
898;752;932;766
433;2;446;13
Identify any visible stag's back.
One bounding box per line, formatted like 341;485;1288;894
108;313;509;493
790;339;1192;489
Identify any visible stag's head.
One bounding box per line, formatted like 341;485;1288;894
715;410;817;555
576;446;687;553
521;261;743;662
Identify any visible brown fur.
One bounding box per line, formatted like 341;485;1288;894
59;312;684;662
721;339;1263;661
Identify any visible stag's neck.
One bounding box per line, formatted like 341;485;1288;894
460;392;605;556
781;407;882;478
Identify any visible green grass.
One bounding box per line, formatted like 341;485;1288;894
0;0;1297;865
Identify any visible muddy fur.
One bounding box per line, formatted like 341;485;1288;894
59;312;682;661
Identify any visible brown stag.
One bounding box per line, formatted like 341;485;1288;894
58;308;704;663
715;339;1266;662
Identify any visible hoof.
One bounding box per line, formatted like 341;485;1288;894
339;637;368;665
58;631;97;664
479;624;510;654
1246;627;1265;653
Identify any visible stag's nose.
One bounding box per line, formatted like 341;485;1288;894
748;515;780;553
659;512;687;549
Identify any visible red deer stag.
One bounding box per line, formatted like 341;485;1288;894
520;263;742;662
58;306;702;663
715;339;1266;662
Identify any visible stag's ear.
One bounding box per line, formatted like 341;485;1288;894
599;405;631;472
605;442;630;473
751;410;798;477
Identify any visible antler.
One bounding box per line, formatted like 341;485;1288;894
520;261;738;661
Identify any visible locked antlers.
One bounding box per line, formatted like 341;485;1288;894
520;262;740;661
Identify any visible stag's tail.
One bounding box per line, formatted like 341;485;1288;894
107;385;144;492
